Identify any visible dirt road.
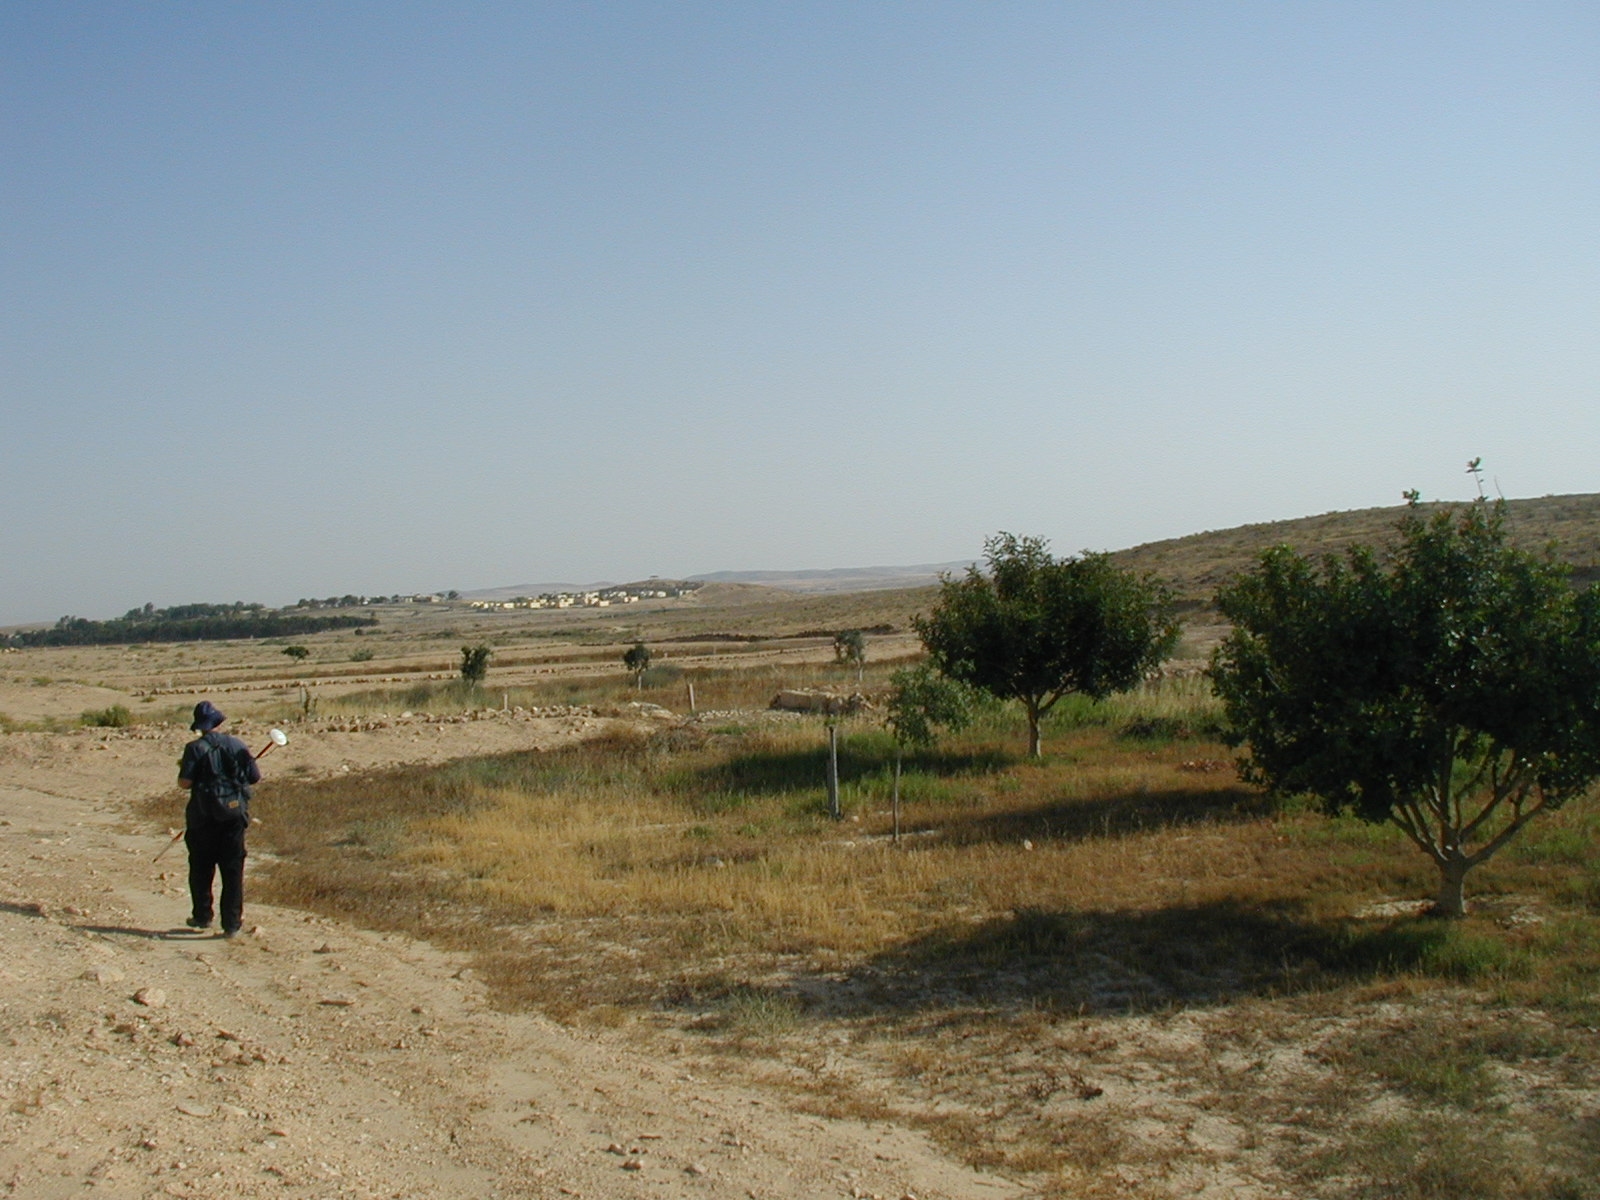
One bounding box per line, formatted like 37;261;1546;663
0;719;1025;1200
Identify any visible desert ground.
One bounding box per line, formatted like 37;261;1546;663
4;587;1594;1200
0;595;1039;1199
0;710;1023;1200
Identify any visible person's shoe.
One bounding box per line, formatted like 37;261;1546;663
220;927;240;939
186;917;211;930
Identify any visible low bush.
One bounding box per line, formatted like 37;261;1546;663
81;704;132;728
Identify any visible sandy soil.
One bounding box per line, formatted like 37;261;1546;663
0;715;1024;1200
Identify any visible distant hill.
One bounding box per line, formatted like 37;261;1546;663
1111;493;1600;602
462;495;1600;612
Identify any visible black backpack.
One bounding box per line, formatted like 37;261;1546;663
192;732;251;825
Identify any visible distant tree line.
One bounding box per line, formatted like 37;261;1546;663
6;602;377;647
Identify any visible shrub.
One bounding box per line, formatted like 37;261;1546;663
81;705;133;728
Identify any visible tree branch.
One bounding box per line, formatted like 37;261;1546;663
1389;799;1442;863
1459;763;1533;846
1466;790;1552;867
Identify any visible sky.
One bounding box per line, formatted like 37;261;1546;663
4;2;1598;624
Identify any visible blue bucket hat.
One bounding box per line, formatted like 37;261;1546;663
190;701;226;732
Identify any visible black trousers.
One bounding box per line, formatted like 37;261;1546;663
186;820;247;931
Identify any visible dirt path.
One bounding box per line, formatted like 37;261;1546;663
0;721;1026;1200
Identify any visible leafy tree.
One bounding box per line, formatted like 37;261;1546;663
460;643;492;685
622;642;652;689
833;629;867;682
884;664;978;840
915;533;1178;756
282;645;310;661
1209;497;1600;917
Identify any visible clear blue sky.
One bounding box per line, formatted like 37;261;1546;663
4;2;1597;624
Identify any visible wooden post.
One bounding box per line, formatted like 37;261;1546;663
892;752;902;844
687;681;696;713
827;723;841;821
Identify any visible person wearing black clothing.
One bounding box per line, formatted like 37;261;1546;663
177;701;260;937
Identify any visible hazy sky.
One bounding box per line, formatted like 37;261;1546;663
4;2;1597;624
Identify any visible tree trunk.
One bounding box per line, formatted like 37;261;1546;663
1026;702;1042;758
1433;857;1470;917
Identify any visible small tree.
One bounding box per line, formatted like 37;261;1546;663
833;629;867;682
282;645;310;661
460;643;492;685
884;664;977;841
622;642;652;690
915;533;1178;756
1209;497;1600;917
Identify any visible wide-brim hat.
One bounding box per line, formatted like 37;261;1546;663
190;701;226;732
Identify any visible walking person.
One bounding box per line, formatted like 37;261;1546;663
177;701;260;937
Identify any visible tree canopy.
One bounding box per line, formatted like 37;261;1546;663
915;533;1178;756
1209;497;1600;916
622;642;652;688
460;643;493;685
833;629;866;681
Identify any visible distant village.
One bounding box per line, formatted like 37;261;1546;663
290;582;696;612
466;584;694;611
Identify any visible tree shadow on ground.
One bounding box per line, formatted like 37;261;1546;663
925;781;1269;847
676;741;1015;796
681;899;1464;1023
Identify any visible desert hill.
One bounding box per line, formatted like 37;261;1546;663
1110;492;1600;602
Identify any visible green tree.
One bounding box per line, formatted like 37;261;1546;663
622;642;652;689
884;664;978;840
1209;497;1600;917
915;533;1178;757
833;629;867;682
282;645;310;661
460;643;492;685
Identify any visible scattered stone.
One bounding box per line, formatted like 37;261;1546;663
318;997;355;1007
621;1159;644;1171
313;943;337;954
176;1102;214;1118
132;987;166;1008
685;1162;709;1175
82;965;125;984
171;1032;194;1047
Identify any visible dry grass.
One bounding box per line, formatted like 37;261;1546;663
167;671;1600;1198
